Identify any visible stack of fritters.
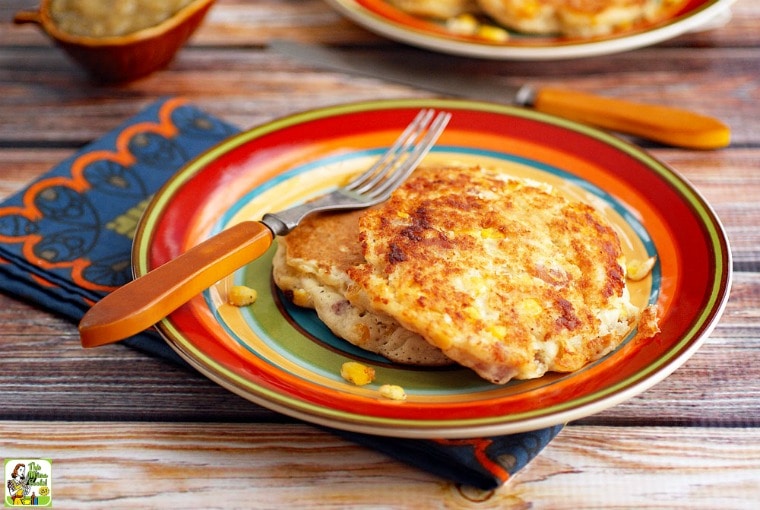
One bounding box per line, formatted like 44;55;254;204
272;207;453;366
274;165;655;384
389;0;686;37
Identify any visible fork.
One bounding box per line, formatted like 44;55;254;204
79;109;451;347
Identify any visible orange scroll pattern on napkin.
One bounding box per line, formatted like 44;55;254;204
0;97;235;295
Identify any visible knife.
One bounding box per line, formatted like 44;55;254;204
270;39;730;150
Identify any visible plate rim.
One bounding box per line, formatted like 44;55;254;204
134;98;733;438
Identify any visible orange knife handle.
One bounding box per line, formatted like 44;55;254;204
79;221;273;348
532;87;731;150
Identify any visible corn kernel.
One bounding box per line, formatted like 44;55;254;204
340;361;375;386
476;25;510;43
228;285;257;307
627;256;657;281
396;211;410;219
480;227;505;239
446;14;478;35
487;324;508;339
464;305;482;322
517;297;543;317
292;288;311;307
379;384;407;401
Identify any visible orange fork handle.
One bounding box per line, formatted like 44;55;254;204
79;221;273;348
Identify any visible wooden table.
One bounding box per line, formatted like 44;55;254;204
1;1;758;507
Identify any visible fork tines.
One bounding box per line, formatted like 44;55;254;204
345;109;451;200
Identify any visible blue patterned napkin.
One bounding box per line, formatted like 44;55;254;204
0;98;562;489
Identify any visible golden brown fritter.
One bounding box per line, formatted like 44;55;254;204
346;165;643;384
477;0;686;37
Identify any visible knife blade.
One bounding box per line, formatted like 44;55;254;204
270;39;730;150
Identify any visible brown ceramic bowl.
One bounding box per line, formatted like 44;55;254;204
14;0;216;83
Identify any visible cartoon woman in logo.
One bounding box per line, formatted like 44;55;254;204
6;463;29;505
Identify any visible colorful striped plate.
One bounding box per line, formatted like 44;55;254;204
133;99;731;438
